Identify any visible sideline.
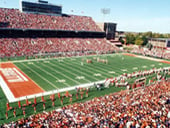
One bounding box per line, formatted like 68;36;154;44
0;75;15;101
0;53;117;64
9;80;105;103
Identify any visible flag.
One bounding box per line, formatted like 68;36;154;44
50;94;55;101
65;91;69;97
58;93;61;99
6;102;10;111
34;97;37;105
26;97;30;106
18;100;21;108
41;95;45;102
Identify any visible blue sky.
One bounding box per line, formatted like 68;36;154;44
0;0;170;33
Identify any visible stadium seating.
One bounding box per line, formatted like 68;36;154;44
0;38;120;58
0;8;101;31
1;79;170;127
0;8;122;58
131;47;170;59
163;52;170;59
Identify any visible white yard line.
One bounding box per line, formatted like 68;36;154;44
32;63;70;87
39;63;70;86
133;67;138;70
47;62;82;84
121;69;127;71
21;63;58;89
94;63;123;76
52;61;97;82
108;71;116;74
67;60;112;78
40;62;80;85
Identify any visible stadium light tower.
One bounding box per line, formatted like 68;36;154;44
101;8;110;22
101;8;110;36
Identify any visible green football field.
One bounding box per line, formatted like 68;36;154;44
0;53;169;124
14;54;169;91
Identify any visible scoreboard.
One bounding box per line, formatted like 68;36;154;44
20;0;62;15
104;23;117;40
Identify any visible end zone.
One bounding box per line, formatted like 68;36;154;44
0;62;44;102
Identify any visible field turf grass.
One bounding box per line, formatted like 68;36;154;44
13;54;170;91
0;53;169;124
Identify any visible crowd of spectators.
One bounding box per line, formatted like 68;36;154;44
131;47;170;59
1;79;170;128
112;67;170;88
0;38;120;58
0;8;101;31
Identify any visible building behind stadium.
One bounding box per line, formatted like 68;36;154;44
148;38;170;49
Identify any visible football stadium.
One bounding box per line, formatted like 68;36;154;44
0;0;170;127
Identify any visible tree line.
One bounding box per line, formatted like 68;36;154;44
119;31;170;46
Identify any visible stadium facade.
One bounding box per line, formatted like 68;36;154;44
148;38;170;49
